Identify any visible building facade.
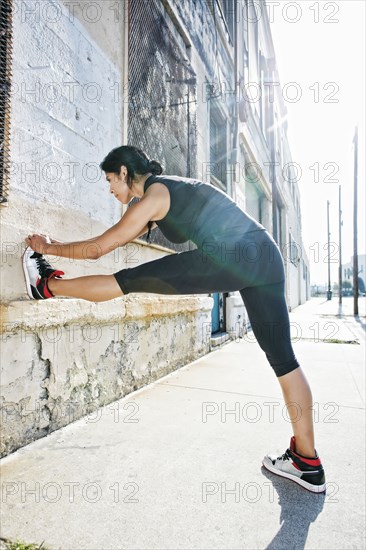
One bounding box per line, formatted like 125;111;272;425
0;0;309;456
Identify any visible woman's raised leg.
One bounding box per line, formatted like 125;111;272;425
48;275;123;302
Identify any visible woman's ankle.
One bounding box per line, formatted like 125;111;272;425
293;437;316;458
47;277;60;295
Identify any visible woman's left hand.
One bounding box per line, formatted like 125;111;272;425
25;233;51;254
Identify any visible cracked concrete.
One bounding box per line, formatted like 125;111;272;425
1;296;213;457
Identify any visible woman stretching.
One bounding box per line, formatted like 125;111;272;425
23;145;326;493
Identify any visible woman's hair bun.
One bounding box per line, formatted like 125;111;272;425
148;159;163;175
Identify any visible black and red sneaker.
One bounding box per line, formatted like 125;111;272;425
22;247;64;300
262;436;326;493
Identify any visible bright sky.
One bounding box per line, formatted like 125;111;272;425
269;0;365;285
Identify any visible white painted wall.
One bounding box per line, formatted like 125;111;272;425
11;0;121;224
1;0;128;303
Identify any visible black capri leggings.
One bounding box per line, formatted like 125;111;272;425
114;231;300;377
239;281;300;377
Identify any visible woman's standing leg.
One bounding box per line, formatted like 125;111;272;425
276;368;315;457
239;281;315;457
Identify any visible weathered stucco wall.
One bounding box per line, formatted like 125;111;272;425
0;1;215;458
1;0;124;302
1;295;213;457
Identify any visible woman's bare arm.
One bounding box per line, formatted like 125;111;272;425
42;185;168;259
135;221;158;239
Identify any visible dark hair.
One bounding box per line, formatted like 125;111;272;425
100;145;163;187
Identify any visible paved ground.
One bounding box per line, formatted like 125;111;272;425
0;297;365;550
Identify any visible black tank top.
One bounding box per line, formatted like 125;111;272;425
144;174;265;246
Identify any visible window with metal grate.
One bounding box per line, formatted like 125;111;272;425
0;0;12;205
127;0;197;252
220;0;235;45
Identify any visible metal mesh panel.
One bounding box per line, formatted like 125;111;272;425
0;0;12;204
128;0;197;251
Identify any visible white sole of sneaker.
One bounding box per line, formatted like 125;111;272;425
22;247;42;299
262;457;326;493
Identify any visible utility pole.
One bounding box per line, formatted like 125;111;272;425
353;126;359;315
338;185;342;304
327;200;332;300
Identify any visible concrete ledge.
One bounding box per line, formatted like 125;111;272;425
1;295;214;331
0;295;214;457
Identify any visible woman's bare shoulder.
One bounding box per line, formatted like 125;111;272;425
143;181;171;221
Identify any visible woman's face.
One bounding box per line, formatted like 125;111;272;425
105;168;132;204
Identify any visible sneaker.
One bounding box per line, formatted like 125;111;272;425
22;247;64;300
262;436;326;493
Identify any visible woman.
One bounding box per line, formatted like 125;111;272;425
24;145;325;493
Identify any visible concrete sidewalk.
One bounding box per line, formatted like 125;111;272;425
1;298;365;550
289;296;366;344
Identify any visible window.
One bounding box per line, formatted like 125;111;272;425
276;204;283;249
220;0;235;44
288;232;299;266
243;0;249;52
0;0;13;204
248;1;259;117
242;0;249;83
259;50;267;139
245;178;262;223
209;101;228;189
274;111;281;161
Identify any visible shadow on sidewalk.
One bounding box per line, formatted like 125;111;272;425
261;468;325;550
355;315;366;332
